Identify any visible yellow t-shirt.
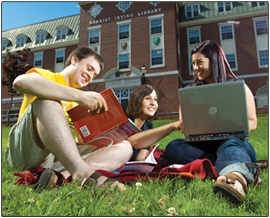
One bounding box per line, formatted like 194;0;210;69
18;67;77;123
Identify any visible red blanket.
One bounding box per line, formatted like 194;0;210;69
13;158;218;188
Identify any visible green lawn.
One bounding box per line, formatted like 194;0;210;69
2;116;268;216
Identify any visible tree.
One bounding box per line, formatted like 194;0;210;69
2;48;32;125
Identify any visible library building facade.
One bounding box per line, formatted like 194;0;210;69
2;2;268;123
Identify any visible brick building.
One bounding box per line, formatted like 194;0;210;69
2;2;268;123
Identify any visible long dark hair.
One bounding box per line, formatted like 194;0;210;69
126;84;159;120
191;40;237;85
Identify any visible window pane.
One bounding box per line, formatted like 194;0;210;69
119;54;129;69
226;54;236;68
259;50;268;66
221;25;233;40
251;2;257;7
119;24;129;39
152;49;163;65
189;30;200;44
151;19;162;34
218;2;224;12
56;51;64;63
225;2;231;11
256;20;268;35
193;5;199;16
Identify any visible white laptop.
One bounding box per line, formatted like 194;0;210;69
178;81;249;141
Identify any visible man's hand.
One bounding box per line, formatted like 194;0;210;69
77;91;108;114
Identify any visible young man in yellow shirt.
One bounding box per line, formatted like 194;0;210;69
5;47;132;191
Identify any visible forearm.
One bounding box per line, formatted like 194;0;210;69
13;73;81;102
127;122;179;149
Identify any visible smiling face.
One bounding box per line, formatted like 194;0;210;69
70;55;101;88
140;90;158;119
192;52;213;84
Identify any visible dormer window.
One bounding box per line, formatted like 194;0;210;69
186;4;199;18
218;2;232;13
56;29;67;41
16;36;25;48
2;40;7;50
35;33;46;44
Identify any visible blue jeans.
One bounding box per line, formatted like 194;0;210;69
165;137;260;183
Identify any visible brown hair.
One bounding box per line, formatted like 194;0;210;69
126;84;159;120
65;47;104;71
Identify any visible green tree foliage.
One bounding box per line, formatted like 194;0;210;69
2;48;32;125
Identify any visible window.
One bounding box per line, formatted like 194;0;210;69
259;50;268;67
114;88;134;111
34;53;43;67
218;2;232;12
2;41;7;50
256;86;268;108
225;54;236;69
151;18;162;35
118;22;130;70
55;48;65;72
152;49;163;65
221;25;233;40
251;2;266;7
89;29;100;44
56;51;64;63
255;20;268;35
188;30;200;44
119;24;129;39
149;15;164;68
116;2;132;12
16;37;25;48
119;54;129;69
35;33;45;44
56;29;66;41
186;4;199;18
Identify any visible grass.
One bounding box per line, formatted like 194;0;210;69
2;116;269;216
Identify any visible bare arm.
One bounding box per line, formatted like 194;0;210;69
127;121;181;149
245;84;257;132
13;73;107;113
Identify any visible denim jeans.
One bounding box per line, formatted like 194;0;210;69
165;137;260;183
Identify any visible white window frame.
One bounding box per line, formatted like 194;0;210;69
186;26;201;75
88;25;101;54
185;4;199;18
16;36;26;48
149;14;165;68
35;32;46;45
251;2;266;7
254;19;268;36
2;40;7;50
220;24;234;40
117;20;131;71
258;50;268;67
256;86;268;108
34;52;44;68
225;53;237;70
56;28;67;41
55;48;66;72
217;2;232;13
113;88;134;110
253;16;268;68
188;29;201;45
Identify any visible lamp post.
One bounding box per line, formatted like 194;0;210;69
141;65;146;84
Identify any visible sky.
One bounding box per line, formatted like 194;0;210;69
2;1;81;31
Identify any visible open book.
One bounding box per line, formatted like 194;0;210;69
67;88;141;149
121;143;160;172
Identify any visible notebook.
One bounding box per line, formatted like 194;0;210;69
178;81;249;141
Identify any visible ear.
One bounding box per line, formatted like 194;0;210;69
71;55;77;66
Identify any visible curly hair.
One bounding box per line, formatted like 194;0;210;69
126;84;159;120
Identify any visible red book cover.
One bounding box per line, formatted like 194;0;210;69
67;88;141;149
